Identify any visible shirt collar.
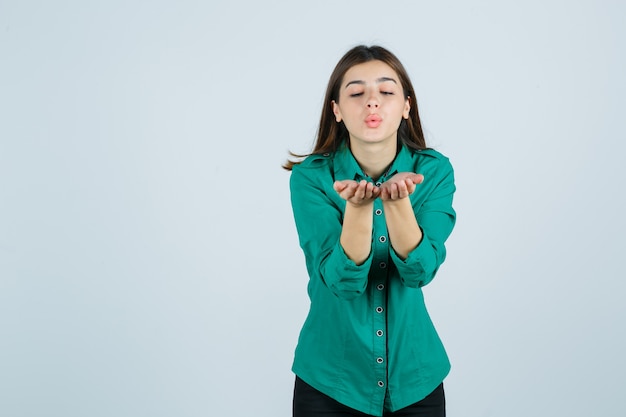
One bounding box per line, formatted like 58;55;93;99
333;142;365;181
333;141;414;182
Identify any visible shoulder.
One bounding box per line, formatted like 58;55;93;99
401;147;452;171
294;152;334;170
291;152;334;178
290;152;334;189
409;148;454;184
416;148;453;169
416;148;449;162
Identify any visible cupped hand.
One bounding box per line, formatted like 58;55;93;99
379;173;424;200
333;179;380;206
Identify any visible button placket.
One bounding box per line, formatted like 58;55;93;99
370;199;388;395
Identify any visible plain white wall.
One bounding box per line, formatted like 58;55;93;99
1;1;625;416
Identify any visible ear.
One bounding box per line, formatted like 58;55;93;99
332;100;342;122
403;96;411;119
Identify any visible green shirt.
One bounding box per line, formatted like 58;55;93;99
289;143;456;416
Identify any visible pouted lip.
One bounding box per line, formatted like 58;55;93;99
365;114;382;128
365;114;382;123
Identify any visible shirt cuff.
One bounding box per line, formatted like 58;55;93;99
322;240;373;298
389;228;437;288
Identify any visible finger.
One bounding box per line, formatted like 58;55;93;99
397;181;409;199
349;181;362;200
336;182;355;200
405;178;416;195
411;174;424;184
362;183;371;199
390;183;399;200
365;182;377;199
346;182;359;198
355;180;368;199
377;185;387;200
333;180;352;193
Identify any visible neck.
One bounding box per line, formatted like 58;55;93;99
350;139;398;180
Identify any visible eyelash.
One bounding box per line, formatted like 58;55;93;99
349;91;394;97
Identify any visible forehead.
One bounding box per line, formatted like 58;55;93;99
342;60;400;85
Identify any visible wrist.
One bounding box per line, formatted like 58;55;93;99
346;199;375;210
381;197;411;208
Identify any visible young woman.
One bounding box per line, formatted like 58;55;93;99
284;45;456;417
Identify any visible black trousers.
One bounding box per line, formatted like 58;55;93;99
293;376;445;417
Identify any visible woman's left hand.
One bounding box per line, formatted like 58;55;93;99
379;173;424;200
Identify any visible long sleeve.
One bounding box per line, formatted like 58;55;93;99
290;158;373;299
390;154;456;288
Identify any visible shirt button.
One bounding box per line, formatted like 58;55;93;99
376;330;384;337
377;284;385;291
323;153;330;156
379;236;387;243
378;381;385;388
375;209;382;216
376;306;384;313
377;357;384;364
375;181;382;187
379;262;386;269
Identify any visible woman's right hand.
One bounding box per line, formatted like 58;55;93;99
333;180;380;207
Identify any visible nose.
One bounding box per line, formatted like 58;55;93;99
367;99;379;109
366;90;380;108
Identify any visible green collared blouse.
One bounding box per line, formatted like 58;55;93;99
289;143;456;416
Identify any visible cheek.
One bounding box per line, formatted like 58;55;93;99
337;102;361;119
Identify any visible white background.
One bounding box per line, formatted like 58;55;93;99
1;1;625;416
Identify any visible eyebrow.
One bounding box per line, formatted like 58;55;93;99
344;77;398;88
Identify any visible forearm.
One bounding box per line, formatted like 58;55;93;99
340;202;374;265
383;198;422;259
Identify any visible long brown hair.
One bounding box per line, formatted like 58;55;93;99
283;45;427;170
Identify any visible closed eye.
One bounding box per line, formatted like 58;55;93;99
350;92;364;97
381;91;394;95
